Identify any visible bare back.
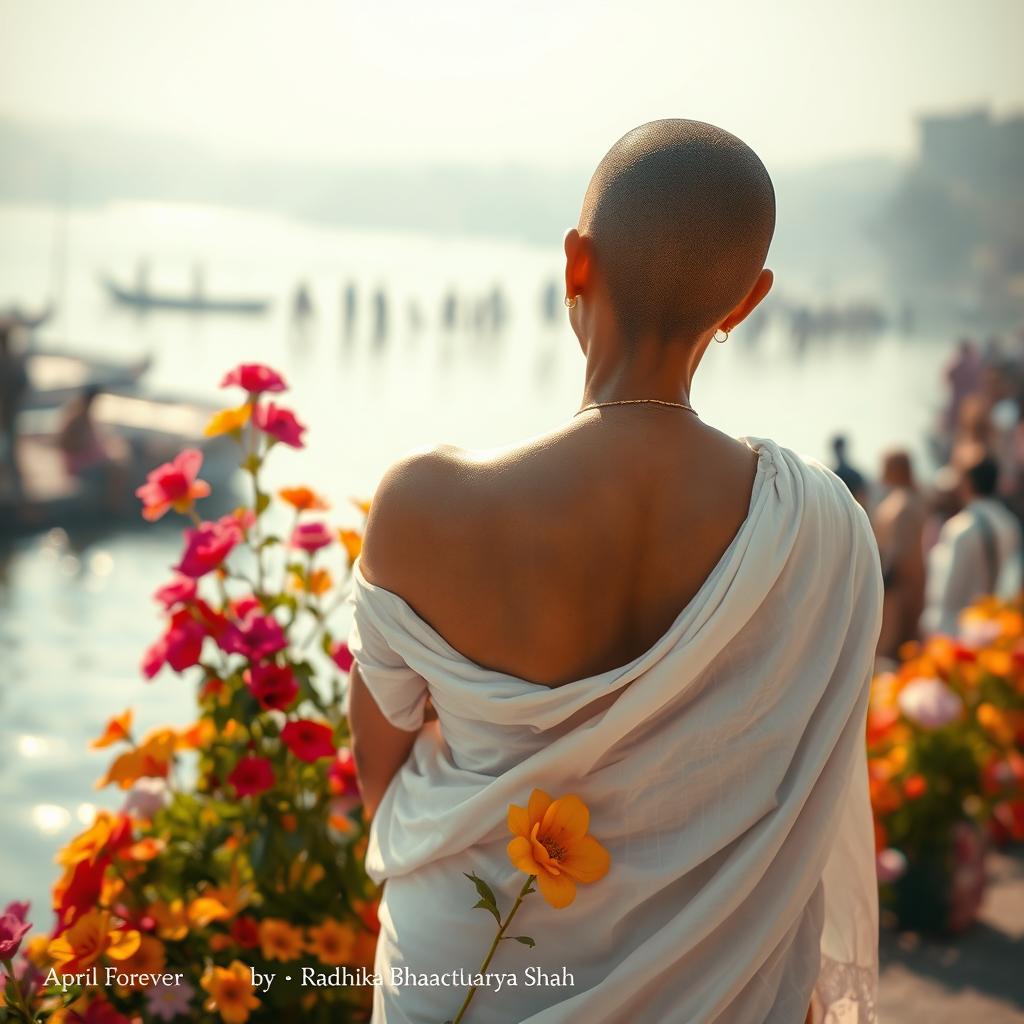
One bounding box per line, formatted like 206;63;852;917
360;409;759;687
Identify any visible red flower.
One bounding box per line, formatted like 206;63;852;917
142;608;208;679
221;363;287;394
290;520;334;553
903;774;928;800
175;515;244;578
246;663;299;711
253;402;306;448
331;641;353;673
281;720;335;763
228;756;275;797
153;575;197;609
328;747;359;797
220;609;287;661
135;449;211;522
230;915;261;949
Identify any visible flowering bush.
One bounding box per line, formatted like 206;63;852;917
2;365;377;1023
868;597;1024;929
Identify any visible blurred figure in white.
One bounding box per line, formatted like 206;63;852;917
923;455;1022;636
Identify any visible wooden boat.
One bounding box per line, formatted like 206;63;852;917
0;392;239;533
102;275;271;315
24;347;152;410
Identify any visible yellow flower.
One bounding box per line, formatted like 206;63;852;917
289;567;333;595
258;918;305;961
204;403;252;438
201;960;260;1023
47;910;140;973
56;813;120;868
306;919;356;966
89;709;134;749
279;486;330;512
977;703;1016;745
506;789;611;908
188;896;232;927
338;528;362;564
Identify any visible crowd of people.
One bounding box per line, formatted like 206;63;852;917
834;332;1024;661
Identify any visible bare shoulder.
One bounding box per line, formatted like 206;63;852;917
358;443;479;590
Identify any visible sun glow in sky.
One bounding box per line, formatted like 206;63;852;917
1;0;1022;169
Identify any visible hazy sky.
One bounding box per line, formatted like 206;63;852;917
1;0;1021;170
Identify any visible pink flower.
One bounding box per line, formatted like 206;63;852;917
142;637;168;680
0;910;31;959
246;663;299;711
121;778;169;820
328;747;359;797
281;720;336;762
135;449;211;522
253;401;306;448
153;574;197;609
229;594;262;620
290;520;334;553
220;363;287;394
897;677;964;730
228;755;275;797
175;515;244;578
3;902;29;923
331;641;353;673
875;848;907;883
220;609;287;661
145;978;196;1022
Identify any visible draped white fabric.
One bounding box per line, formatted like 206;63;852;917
347;438;882;1024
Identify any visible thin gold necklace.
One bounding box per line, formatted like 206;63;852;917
574;397;698;417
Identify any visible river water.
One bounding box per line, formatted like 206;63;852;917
0;199;955;920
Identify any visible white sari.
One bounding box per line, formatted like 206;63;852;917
348;438;881;1023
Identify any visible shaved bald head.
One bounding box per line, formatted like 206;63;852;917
579;119;776;341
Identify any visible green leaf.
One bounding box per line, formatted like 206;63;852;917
472;897;501;925
512;935;536;947
464;871;499;910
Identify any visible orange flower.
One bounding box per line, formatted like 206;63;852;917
338;528;362;564
258;918;304;961
204;403;252;438
97;727;177;789
201;960;260;1023
289;567;333;595
506;789;610;908
350;497;372;516
978;703;1015;746
47;910;141;973
120;837;165;862
149;899;188;941
177;718;216;751
90;709;134;749
306;919;356;965
279;486;330;512
113;934;166;985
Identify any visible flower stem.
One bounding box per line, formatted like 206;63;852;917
451;875;535;1024
1;956;34;1023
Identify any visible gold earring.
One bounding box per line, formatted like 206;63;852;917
714;327;730;343
564;295;577;309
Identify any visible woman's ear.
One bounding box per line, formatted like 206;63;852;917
563;228;592;300
722;268;773;332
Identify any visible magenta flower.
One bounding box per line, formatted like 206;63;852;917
0;911;31;959
253;401;307;448
220;363;287;394
3;902;29;923
220;608;287;661
175;514;244;578
229;755;275;797
281;720;336;763
145;978;196;1021
290;520;334;553
229;594;262;620
331;640;354;673
246;662;299;711
135;449;211;522
153;574;197;610
897;677;964;730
